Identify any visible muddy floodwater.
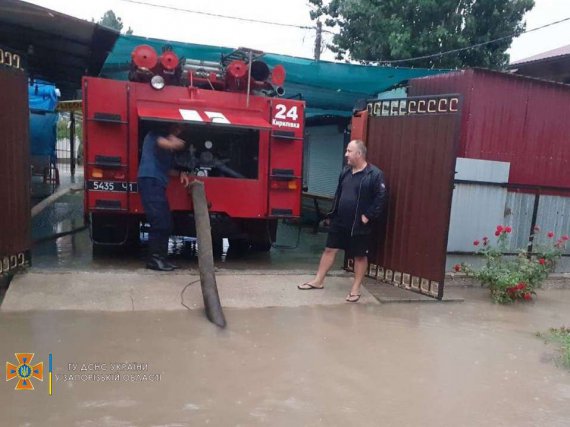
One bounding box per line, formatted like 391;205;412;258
30;192;333;272
7;184;569;425
2;287;570;426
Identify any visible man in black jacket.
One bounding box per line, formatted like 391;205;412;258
298;139;387;302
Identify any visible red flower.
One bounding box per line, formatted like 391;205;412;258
495;230;501;237
473;240;480;246
523;293;532;301
547;231;555;238
506;287;515;294
517;283;526;290
505;226;512;233
453;264;461;272
539;258;546;265
496;225;504;232
562;235;569;241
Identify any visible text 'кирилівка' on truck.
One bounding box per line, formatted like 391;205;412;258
83;44;305;256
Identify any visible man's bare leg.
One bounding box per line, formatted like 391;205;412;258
348;256;368;298
303;247;339;288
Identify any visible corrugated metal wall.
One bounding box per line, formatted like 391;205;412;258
448;158;510;251
411;69;570;269
535;195;570;254
304;125;345;197
0;65;30;275
449;184;508;251
450;189;570;256
504;191;535;251
409;69;570;191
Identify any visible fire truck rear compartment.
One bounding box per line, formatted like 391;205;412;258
139;120;260;180
135;119;274;254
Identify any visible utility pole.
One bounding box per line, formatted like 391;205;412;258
314;20;322;61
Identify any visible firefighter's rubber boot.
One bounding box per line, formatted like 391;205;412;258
146;254;175;271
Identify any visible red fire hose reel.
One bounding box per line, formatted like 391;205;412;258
129;44;285;97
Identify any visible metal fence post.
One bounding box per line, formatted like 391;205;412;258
70;111;75;177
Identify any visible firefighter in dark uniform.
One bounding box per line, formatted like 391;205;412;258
298;139;387;302
137;123;191;271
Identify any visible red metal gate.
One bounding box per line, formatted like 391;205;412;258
351;95;461;299
0;64;31;277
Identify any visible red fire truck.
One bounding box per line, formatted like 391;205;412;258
83;45;304;255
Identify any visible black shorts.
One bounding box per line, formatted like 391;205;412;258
325;230;372;258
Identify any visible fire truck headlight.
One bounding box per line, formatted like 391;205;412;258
150;75;165;90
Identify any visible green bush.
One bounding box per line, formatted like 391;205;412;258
454;225;568;304
537;327;570;369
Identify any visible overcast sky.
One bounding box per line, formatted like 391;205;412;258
25;0;570;64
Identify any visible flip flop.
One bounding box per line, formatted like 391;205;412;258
345;293;361;302
297;282;324;290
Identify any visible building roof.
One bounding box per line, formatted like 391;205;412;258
511;44;570;66
509;44;570;84
0;0;120;99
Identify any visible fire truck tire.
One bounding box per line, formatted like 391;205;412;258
228;238;250;255
250;241;272;252
91;214;140;252
212;237;224;259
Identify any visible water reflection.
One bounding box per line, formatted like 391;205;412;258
31;193;331;271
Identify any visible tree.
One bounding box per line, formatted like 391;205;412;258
309;0;535;69
98;10;124;32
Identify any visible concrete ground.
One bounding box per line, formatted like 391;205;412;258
1;271;381;311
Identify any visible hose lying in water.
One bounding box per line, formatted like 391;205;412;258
189;180;227;328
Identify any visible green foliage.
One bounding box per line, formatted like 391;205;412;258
98;10;133;34
309;0;535;69
456;226;568;304
538;327;570;369
56;115;84;164
99;10;123;31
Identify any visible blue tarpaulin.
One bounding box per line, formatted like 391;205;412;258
101;35;449;118
29;111;57;157
28;81;59;112
28;80;58;157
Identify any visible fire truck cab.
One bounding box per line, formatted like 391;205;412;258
83;45;305;255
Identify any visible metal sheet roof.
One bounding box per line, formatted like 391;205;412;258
0;0;119;99
511;44;570;66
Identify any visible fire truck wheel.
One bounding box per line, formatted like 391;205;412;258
91;214;140;255
228;238;250;256
212;237;224;259
92;243;110;257
250;241;272;252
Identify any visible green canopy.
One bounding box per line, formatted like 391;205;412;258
101;35;448;118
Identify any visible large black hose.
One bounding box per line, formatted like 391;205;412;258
32;225;88;245
189;180;226;328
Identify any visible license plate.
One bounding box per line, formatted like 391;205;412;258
87;181;138;193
